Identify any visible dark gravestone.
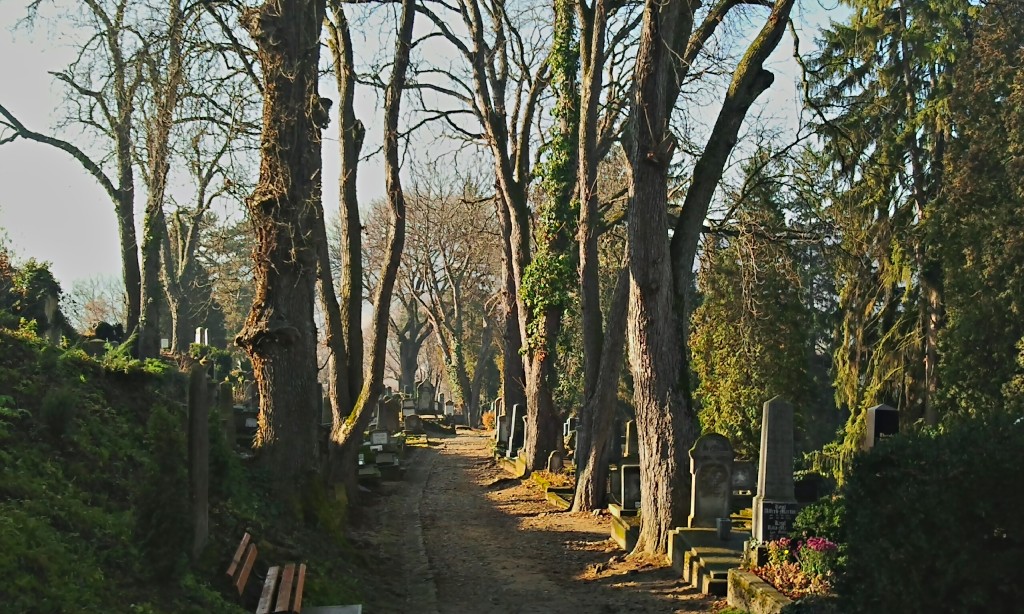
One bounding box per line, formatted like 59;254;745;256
217;381;236;450
794;473;831;504
496;411;510;445
688;433;735;528
507;404;525;458
404;414;424;434
379;396;402;434
863;403;899;450
619;463;642;511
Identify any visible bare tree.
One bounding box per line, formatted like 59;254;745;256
0;0;145;339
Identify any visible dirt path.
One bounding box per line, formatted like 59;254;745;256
353;430;725;613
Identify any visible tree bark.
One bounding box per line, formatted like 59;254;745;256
236;0;327;499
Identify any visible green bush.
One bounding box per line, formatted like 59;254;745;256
838;411;1024;612
793;495;845;544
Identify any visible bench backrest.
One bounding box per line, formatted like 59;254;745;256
227;532;259;598
256;562;307;614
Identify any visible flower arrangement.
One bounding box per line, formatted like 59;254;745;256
750;536;839;599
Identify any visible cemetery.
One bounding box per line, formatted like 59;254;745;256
2;0;1024;611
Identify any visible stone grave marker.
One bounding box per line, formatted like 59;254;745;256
731;460;756;493
379;396;402;433
547;450;564;474
496;411;510;444
402;397;417;418
507;403;525;458
563;416;578;438
404;414;424;434
687;433;735;528
863;403;899;450
615;463;642;511
417;381;435;413
752;397;798;543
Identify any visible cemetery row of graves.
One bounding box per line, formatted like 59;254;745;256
490;394;1023;613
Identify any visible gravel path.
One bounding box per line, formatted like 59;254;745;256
355;430;724;614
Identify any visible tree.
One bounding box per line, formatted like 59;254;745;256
1;0;145;338
326;0;416;499
934;0;1024;415
625;0;795;554
690;154;816;459
810;0;974;431
404;180;501;424
234;0;327;497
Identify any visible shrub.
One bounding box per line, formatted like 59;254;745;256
797;537;839;579
481;411;495;430
838;410;1024;612
793;495;845;544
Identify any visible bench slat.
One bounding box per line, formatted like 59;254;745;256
257;566;280;614
235;542;259;597
292;564;306;613
226;532;252;579
274;563;295;613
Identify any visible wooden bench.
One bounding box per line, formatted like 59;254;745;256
227;532;307;614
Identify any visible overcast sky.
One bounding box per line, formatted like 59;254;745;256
0;0;842;292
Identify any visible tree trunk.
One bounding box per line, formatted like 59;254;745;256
573;258;628;511
625;0;696;555
496;196;527;415
329;0;415;502
328;1;366;405
236;0;326;500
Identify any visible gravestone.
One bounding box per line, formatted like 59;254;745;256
731;460;756;493
402;397;417;418
563;416;578;438
382;396;403;433
863;403;899;450
619;464;642;511
370;430;390;446
506;404;525;458
687;433;735;528
217;381;236;448
547;450;564;474
444;401;455;417
417;382;435;413
752;397;798;543
623;420;639;459
496;411;510;444
404;414;424;434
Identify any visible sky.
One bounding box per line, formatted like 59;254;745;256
0;0;845;293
